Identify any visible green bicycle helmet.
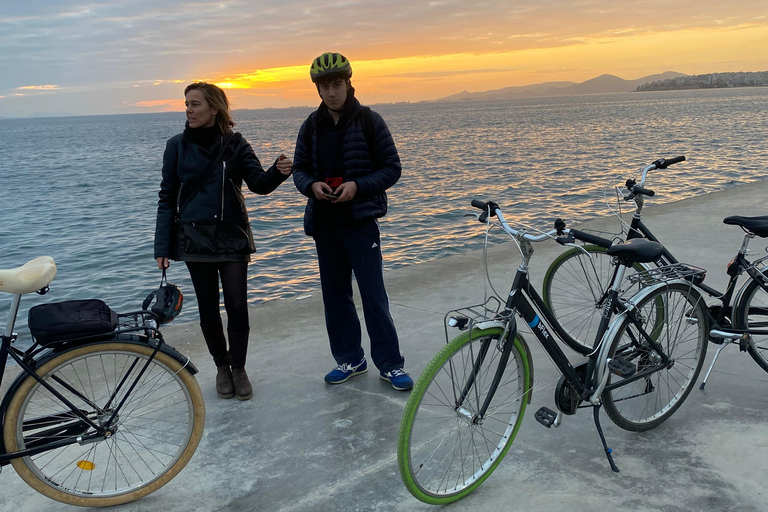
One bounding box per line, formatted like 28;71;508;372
310;52;353;83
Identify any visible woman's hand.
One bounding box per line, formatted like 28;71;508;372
276;153;292;175
156;257;170;269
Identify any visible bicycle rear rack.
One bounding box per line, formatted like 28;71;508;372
628;262;707;287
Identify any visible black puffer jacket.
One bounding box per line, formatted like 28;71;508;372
154;131;288;261
292;95;401;236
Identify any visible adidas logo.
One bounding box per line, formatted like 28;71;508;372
371;242;379;249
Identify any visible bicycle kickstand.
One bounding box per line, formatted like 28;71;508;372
593;404;620;473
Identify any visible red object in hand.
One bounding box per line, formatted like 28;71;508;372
325;177;343;189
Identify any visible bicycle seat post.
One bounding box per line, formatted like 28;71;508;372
3;294;22;339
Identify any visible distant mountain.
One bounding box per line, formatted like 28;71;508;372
435;71;687;101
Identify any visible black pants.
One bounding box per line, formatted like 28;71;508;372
186;261;250;369
314;220;404;373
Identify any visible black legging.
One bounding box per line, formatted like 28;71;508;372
186;261;250;368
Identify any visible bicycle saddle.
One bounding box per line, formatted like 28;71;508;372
723;215;768;238
0;256;57;294
606;238;663;263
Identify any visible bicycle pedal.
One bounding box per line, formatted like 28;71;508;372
608;357;636;377
534;407;558;428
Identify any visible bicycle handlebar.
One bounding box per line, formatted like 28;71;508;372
637;155;685;187
471;200;558;242
623;155;685;201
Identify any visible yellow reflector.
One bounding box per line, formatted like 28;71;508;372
77;460;95;471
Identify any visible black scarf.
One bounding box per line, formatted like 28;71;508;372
182;122;223;154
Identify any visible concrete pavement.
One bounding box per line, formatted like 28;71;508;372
1;182;767;511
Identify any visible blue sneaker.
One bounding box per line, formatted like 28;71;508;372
324;358;368;384
380;368;413;391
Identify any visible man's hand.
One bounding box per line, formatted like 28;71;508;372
311;181;336;200
333;181;357;202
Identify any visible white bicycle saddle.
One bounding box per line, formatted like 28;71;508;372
0;256;57;294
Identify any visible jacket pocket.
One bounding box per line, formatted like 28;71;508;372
223;221;256;254
178;221;255;255
178;222;218;255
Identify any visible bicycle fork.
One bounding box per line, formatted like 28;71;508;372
453;319;515;424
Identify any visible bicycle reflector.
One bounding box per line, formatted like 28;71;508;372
142;269;183;324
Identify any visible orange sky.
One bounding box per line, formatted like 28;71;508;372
178;22;768;111
1;1;767;117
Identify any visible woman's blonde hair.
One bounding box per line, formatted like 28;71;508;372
184;82;235;134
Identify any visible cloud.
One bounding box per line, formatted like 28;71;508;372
132;98;180;108
17;85;60;90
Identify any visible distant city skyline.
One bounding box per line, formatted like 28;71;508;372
1;1;767;117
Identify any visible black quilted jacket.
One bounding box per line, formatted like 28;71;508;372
292;96;401;236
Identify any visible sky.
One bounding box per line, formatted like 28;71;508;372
1;0;767;117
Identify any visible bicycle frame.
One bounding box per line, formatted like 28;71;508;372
462;234;673;421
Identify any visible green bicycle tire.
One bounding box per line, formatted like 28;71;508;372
397;327;531;505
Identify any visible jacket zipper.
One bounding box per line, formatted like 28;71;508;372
220;161;227;221
176;183;184;216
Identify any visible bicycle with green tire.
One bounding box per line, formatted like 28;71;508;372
397;199;708;505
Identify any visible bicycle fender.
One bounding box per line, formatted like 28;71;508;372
594;279;702;386
733;267;768;319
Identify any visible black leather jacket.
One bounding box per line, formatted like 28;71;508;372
154;132;288;260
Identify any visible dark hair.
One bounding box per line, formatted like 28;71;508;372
184;82;235;134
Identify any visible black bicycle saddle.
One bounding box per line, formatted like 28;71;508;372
723;215;768;238
606;238;664;263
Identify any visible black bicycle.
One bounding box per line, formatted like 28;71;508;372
0;256;205;507
397;200;708;505
542;156;768;388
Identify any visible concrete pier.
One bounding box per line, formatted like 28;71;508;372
1;182;766;511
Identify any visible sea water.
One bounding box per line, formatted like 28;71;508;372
1;87;767;339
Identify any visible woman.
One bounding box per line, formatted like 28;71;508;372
154;82;292;401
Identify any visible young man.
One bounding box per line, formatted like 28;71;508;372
292;52;412;391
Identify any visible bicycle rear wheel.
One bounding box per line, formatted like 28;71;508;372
602;283;707;431
734;270;768;372
397;327;531;505
3;342;205;507
542;245;644;352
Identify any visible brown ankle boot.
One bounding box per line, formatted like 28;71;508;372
216;366;235;399
231;368;253;401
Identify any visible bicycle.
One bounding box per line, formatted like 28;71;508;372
396;200;708;505
0;256;205;507
541;156;768;388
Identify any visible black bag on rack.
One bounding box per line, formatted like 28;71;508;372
29;299;118;344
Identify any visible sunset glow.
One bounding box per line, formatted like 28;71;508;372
1;1;766;117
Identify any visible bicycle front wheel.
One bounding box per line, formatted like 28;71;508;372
397;327;531;505
734;270;768;372
543;245;644;353
602;283;708;431
3;342;205;507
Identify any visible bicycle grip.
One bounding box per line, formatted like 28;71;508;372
632;185;655;197
471;199;486;209
655;155;686;169
569;229;612;248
